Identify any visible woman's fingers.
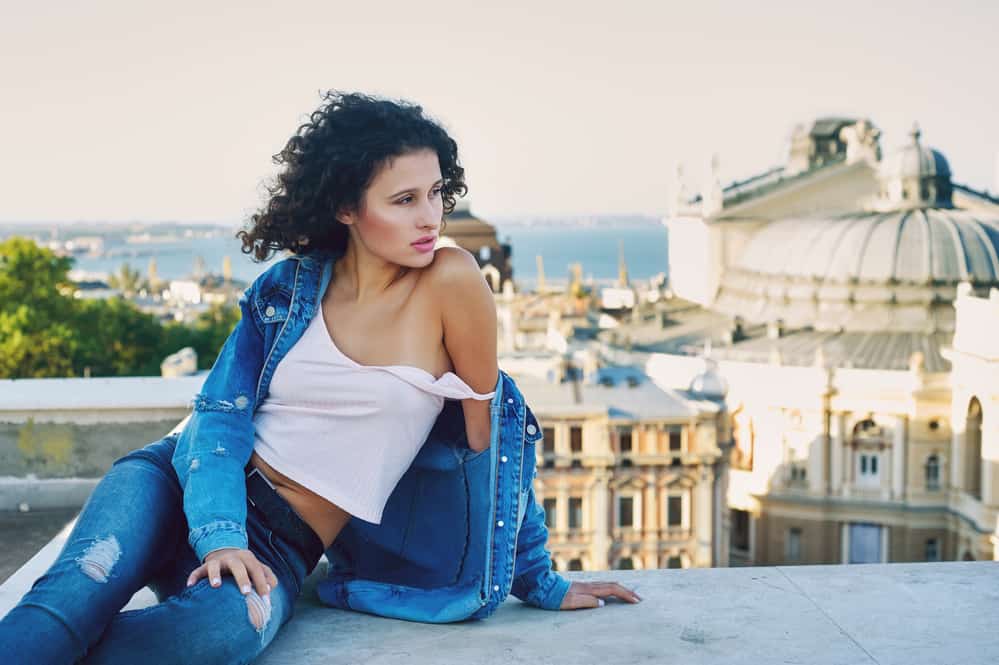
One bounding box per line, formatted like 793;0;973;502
186;563;207;587
228;558;252;594
246;561;272;597
588;581;642;603
185;549;279;596
560;581;643;610
207;559;223;587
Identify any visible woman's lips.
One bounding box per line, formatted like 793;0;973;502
411;237;436;253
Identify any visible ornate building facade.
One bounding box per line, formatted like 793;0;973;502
646;117;999;565
510;368;728;572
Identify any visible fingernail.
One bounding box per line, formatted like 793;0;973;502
211;578;220;586
241;584;252;594
263;594;271;607
597;598;605;607
186;580;193;587
266;583;271;593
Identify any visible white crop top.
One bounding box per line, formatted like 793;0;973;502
252;303;495;524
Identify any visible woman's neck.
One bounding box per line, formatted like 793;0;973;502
331;239;408;303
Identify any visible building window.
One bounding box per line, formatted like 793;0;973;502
789;463;807;484
570;425;583;468
666;555;682;569
925;454;941;492
857;452;880;487
925;538;941;562
620;428;632;454
569;497;583;530
568;558;583;571
669;428;683;453
551;559;558;571
731;509;750;553
667;495;683;527
542;427;555;468
542;427;555;453
616;557;634;570
786;528;802;562
543;498;557;529
618;496;634;528
848;523;884;563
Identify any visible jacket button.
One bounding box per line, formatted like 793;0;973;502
493;585;500;592
526;424;537;435
507;398;514;404
496;520;504;527
500;455;508;463
265;305;276;317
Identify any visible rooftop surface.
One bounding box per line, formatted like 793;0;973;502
2;521;997;664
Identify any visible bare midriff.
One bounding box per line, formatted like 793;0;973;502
248;451;351;550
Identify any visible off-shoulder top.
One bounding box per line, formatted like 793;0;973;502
252;302;495;524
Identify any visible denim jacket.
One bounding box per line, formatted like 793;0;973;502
171;251;571;621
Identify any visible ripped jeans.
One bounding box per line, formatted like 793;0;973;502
0;436;317;664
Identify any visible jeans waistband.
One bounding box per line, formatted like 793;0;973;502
245;467;324;569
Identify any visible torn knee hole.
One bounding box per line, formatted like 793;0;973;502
77;535;122;583
245;591;271;631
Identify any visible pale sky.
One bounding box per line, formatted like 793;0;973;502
2;0;997;224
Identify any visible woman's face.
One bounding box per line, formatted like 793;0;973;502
341;148;445;268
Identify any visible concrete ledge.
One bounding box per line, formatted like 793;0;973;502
0;477;99;511
3;523;998;664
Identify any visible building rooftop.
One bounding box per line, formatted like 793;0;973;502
512;372;721;420
2;524;997;664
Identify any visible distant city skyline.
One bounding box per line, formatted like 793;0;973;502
2;0;997;224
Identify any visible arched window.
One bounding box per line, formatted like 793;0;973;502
925;454;941;491
966;399;983;500
616;557;635;570
568;558;583;571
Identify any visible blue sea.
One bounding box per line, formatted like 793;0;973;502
69;225;669;288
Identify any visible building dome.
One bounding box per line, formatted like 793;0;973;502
881;125;951;180
713;124;999;334
715;209;999;333
736;211;999;285
689;358;728;399
877;123;953;208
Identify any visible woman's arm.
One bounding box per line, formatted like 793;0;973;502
434;247;499;452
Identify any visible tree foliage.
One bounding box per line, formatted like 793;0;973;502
0;236;240;379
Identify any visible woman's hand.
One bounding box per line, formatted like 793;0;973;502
186;547;279;598
559;580;642;610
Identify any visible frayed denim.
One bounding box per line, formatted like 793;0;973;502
0;436;313;664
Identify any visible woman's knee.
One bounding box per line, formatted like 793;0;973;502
112;435;179;477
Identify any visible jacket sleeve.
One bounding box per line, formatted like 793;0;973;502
510;479;572;610
171;285;267;561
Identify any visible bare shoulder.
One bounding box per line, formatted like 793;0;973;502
425;246;482;284
422;246;492;299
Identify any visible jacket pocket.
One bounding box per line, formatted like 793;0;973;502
254;285;291;324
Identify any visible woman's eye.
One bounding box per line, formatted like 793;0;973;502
431;188;443;197
397;196;413;204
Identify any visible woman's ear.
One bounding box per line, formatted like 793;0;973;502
337;209;355;226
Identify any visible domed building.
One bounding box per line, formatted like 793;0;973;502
648;117;999;566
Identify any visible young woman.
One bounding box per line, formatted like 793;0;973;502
0;91;640;664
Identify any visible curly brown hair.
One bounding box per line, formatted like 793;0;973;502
238;91;467;261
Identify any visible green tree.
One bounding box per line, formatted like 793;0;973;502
73;298;166;376
107;262;145;296
0;237;78;378
1;237;241;379
161;302;240;369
